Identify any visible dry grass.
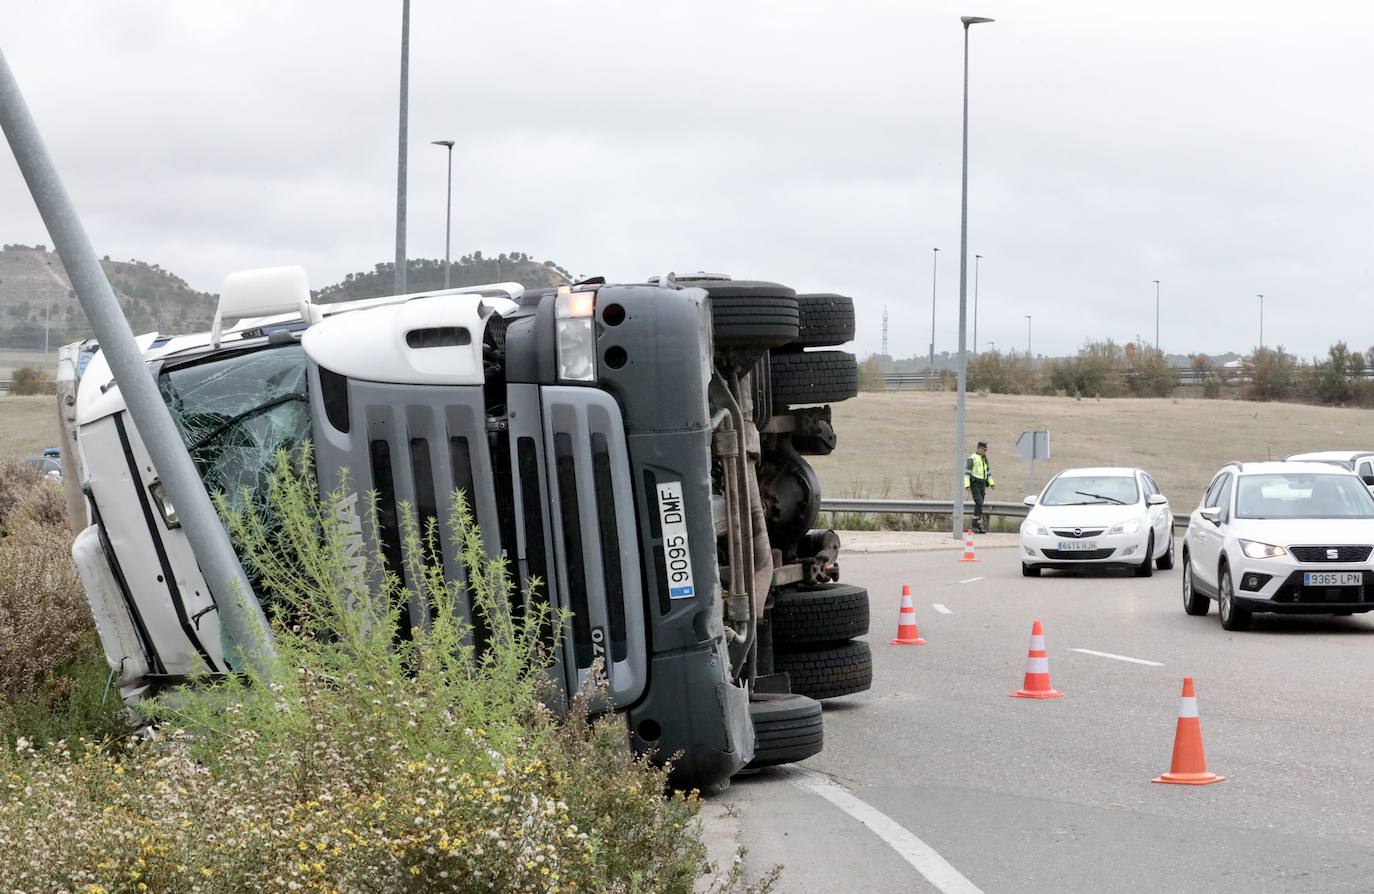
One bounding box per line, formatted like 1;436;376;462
0;395;60;459
813;391;1374;506
0;348;52;380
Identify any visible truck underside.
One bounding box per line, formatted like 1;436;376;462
58;271;868;790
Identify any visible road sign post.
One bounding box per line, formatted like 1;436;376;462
1016;430;1050;497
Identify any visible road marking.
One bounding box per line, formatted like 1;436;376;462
786;768;984;894
932;603;953;614
958;576;984;584
1071;648;1164;667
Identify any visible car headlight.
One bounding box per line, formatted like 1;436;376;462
1022;521;1049;537
1240;539;1288;559
1108;518;1142;535
554;286;597;382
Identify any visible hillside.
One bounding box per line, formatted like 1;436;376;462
0;244;572;348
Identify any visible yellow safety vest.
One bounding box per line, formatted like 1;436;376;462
964;454;994;488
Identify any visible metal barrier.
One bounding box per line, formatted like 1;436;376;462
820;497;1191;529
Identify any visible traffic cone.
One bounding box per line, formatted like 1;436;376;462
1010;620;1063;698
890;584;926;645
960;532;978;563
1152;677;1225;785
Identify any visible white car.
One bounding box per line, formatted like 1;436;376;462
1284;451;1374;495
1182;461;1374;630
1019;467;1174;577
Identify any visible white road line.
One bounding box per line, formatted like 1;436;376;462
932;603;953;614
958;576;984;584
1071;648;1164;667
786;768;984;894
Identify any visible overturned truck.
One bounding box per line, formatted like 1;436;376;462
56;270;869;789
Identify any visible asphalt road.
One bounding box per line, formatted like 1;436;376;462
710;539;1374;893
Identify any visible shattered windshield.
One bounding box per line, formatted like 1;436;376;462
158;344;310;512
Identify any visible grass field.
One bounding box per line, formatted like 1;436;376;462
0;349;53;382
812;391;1374;508
0;396;60;459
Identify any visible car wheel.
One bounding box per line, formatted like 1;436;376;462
1157;533;1175;570
1022;563;1041;577
1134;532;1155;577
1218;566;1252;631
1182;550;1209;615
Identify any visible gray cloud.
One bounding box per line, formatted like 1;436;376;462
4;0;1373;360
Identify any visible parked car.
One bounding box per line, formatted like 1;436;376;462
1019;467;1174;577
21;447;62;481
1181;461;1374;630
1284;451;1374;494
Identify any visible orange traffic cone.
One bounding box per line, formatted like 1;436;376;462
1010;620;1063;698
960;532;978;563
1152;677;1225;785
890;584;926;645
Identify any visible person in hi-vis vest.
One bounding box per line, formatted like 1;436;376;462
963;440;995;534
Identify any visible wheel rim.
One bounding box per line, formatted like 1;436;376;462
1182;562;1192;607
1220;571;1232;621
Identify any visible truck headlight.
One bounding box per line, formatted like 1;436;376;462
1022;521;1049;537
1108;518;1141;535
1240;539;1287;559
555;286;597;382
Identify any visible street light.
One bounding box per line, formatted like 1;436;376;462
1257;294;1264;350
951;14;995;540
394;0;411;297
432;140;455;288
973;253;982;356
928;247;939;390
1025;314;1032;357
1153;279;1160;351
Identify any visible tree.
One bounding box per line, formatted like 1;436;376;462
1244;346;1296;401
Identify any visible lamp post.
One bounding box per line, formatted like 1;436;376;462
1025;314;1032;357
394;0;411;297
928;247;939;390
951;14;995;540
1257;294;1264;350
1154;279;1160;351
432;140;455;288
973;253;982;356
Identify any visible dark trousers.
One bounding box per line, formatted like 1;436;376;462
969;480;987;531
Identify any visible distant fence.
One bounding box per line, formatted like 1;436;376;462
0;381;10;395
880;368;1243;390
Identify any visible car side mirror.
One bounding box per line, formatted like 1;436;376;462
1362;475;1374;487
1147;494;1168;506
1199;506;1222;525
1023;495;1038;506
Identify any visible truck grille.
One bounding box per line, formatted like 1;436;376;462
1289;546;1373;563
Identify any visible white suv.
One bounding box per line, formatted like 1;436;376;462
1284;451;1374;495
1019;467;1174;577
1182;461;1374;630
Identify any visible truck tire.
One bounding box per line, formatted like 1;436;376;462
744;692;824;769
771;350;859;406
771;583;870;646
790;293;855;348
685;279;800;349
774;640;872;700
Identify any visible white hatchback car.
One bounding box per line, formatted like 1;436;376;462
1182;461;1374;630
1019;467;1174;577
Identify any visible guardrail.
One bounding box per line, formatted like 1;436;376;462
880;369;1244;389
819;497;1191;529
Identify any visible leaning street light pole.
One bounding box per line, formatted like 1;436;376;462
1154;279;1160;350
432;139;455;288
928;246;939;390
0;47;275;671
951;14;995;540
394;0;411;296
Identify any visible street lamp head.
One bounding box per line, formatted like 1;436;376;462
961;16;995;26
431;139;455;149
975;253;982;259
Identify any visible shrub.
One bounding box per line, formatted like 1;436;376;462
968;350;1037;394
1312;341;1361;405
11;364;54;395
1125;342;1177;397
1245;346;1297;401
0;450;758;893
1190;354;1222;398
857;355;886;392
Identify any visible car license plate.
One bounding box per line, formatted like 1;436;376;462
1303;571;1363;587
1057;541;1098;551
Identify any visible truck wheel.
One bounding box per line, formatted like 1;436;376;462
744;692;824;769
787;293;855;348
774;640;872;700
684;279;800;349
771;583;870;646
771;350;859;406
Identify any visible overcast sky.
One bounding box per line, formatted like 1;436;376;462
4;1;1373;360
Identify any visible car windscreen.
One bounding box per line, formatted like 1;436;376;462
1040;475;1139;506
158;344;310;513
1235;473;1374;519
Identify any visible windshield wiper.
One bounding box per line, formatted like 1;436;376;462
188;392;308;452
1073;490;1126;505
